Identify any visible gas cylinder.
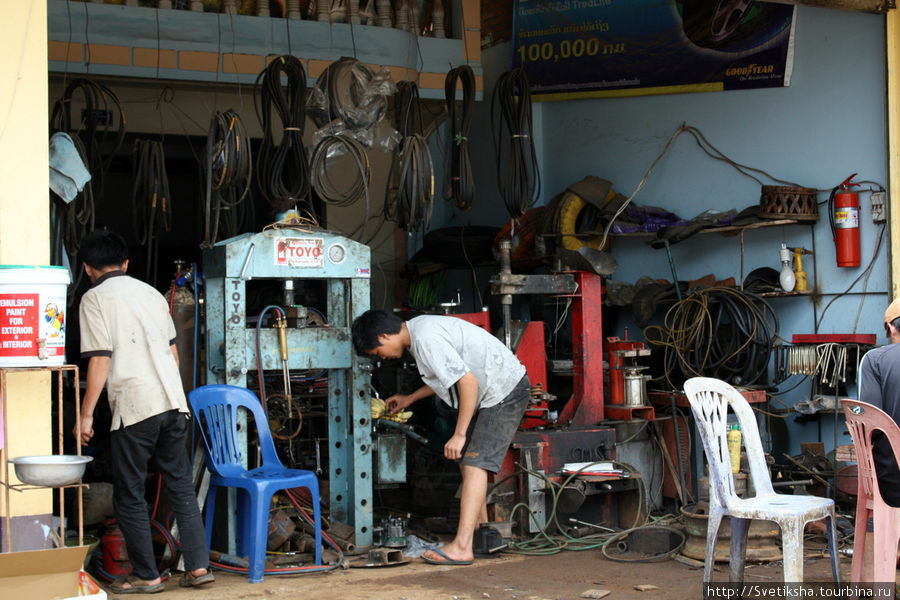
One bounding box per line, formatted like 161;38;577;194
101;518;132;578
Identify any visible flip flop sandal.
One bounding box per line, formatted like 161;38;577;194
108;575;165;594
179;570;215;588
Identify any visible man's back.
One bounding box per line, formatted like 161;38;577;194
80;272;186;429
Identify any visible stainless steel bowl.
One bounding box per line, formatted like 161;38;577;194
9;455;93;487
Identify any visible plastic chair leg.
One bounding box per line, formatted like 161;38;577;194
850;502;870;581
247;490;270;584
779;520;805;582
729;517;750;583
310;483;323;566
204;486;218;552
872;505;900;582
704;508;724;582
826;513;840;583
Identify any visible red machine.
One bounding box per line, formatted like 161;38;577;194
605;335;654;421
101;518;132;577
830;173;861;268
453;311;550;428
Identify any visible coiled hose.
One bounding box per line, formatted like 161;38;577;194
204;109;253;245
310;134;371;238
491;68;540;219
131;139;171;284
444;65;476;211
255;55;311;214
384;81;434;232
643;287;778;388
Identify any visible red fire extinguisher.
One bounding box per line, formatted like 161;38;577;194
829;173;861;268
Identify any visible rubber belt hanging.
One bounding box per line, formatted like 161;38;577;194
444;65;476;211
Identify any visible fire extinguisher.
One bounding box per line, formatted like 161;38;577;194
829;173;861;268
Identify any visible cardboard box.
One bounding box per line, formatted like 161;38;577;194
0;545;106;599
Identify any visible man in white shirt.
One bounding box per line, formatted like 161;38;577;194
352;309;529;565
75;230;213;593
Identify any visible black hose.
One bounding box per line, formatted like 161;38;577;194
385;82;434;232
254;55;311;214
204;109;253;245
131;139;170;284
645;287;778;387
491;68;541;219
444;65;476;211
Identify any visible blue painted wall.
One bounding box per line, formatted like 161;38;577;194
434;5;888;457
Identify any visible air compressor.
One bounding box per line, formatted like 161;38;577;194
829;173;860;268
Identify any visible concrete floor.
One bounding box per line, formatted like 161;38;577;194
106;542;895;600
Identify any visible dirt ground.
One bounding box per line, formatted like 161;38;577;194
107;543;878;600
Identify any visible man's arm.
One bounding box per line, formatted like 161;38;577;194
75;355;110;445
444;371;478;461
386;384;435;414
171;343;180;368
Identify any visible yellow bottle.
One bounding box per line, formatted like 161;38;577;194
727;424;742;474
793;248;808;292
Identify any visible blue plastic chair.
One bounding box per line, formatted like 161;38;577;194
188;384;322;583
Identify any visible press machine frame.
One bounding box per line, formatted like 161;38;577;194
203;229;373;549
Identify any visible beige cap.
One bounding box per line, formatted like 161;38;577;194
885;299;900;325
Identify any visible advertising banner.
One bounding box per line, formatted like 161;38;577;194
512;0;796;100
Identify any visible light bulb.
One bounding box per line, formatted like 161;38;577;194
779;243;795;292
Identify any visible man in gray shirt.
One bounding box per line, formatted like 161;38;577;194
352;310;529;565
857;298;900;507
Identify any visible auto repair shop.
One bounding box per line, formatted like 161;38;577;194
0;1;898;597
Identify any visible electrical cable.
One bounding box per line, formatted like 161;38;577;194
204;109;253;246
498;461;648;556
815;223;886;332
254;55;311;214
491;68;540;219
384;81;435;232
50;78;126;193
596;123;806;253
310;134;371;238
50;79;123;266
443;65;476;211
131;139;171;284
643;287;778;388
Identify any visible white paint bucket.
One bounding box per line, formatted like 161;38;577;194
0;266;71;367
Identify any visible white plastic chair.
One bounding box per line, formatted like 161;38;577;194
683;377;840;583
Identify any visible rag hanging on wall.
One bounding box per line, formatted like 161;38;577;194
49;79;126;275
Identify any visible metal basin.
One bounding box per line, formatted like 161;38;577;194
9;455;93;487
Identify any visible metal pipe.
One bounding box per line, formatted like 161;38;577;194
499;240;513;348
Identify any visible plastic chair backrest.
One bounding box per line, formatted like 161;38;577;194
683;377;775;508
188;385;283;477
841;399;900;506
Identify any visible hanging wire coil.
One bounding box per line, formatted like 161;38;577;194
443;65;476;211
204;109;253;246
492;68;541;219
131;139;171;284
255;55;311;214
384;81;434;232
643;287;779;388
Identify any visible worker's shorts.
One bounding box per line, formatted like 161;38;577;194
459;375;530;473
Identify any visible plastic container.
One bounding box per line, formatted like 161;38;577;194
727;424;742;474
0;265;70;366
